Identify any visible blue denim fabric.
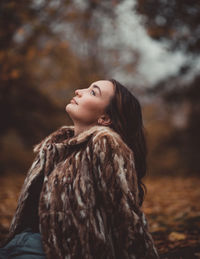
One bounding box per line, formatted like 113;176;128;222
0;228;46;259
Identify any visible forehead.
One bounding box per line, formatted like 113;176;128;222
91;80;114;97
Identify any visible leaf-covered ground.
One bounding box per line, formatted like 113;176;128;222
143;176;200;258
0;174;200;258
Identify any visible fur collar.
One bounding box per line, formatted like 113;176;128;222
33;125;116;153
66;125;113;146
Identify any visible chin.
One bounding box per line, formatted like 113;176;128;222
65;104;76;120
65;103;71;113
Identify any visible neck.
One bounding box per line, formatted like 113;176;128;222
73;122;97;137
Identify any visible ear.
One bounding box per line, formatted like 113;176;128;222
97;114;112;126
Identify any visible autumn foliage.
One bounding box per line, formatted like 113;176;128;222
0;0;200;258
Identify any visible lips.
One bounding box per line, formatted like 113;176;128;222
70;98;78;105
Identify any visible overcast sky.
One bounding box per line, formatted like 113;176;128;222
104;0;200;87
37;0;200;88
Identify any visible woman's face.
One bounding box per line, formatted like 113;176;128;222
66;80;115;126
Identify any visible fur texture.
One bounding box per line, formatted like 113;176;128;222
7;125;159;258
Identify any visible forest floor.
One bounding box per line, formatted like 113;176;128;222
143;176;200;258
0;173;200;258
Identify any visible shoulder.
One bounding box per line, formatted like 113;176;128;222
91;126;133;157
90;127;137;189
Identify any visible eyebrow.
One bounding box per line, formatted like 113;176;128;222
92;84;102;96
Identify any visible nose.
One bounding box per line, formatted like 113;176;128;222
75;88;83;97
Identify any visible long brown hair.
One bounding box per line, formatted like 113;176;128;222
106;79;147;206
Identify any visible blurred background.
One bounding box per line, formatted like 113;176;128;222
0;0;200;257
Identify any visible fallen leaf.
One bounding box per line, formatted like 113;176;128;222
168;232;187;241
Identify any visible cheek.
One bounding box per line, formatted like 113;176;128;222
66;101;101;118
79;100;105;120
83;100;104;114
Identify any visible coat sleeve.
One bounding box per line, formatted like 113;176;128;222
92;132;159;259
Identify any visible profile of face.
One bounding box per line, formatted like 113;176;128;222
65;80;115;127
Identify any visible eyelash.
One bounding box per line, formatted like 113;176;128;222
90;90;96;96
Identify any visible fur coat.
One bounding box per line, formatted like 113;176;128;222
6;125;159;259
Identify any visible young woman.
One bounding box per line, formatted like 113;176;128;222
0;79;159;258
